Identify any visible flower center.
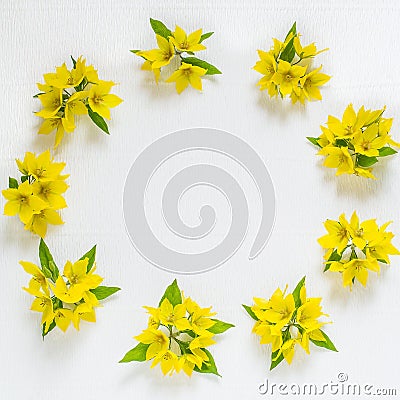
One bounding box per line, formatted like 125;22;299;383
285;74;293;81
93;96;103;104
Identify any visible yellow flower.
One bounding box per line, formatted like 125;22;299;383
72;302;96;330
158;298;191;331
140;60;161;83
50;276;84;304
166;62;207;94
151;349;178;376
326;104;365;139
271;60;306;96
185;297;216;335
35;89;63;118
331;256;380;288
300;66;330;101
290;86;307;104
297;298;326;332
88;81;123;120
175;353;201;376
252;320;282;351
189;333;216;363
25;288;54;328
85;64;99;84
255;287;295;328
2;181;47;223
64;91;88;122
293;36;328;58
16;152;34;176
276;338;299;364
44;59;85;89
24;207;64;238
318;213;350;253
63;258;103;292
354;167;376;179
20;261;49;295
254;50;277;89
38;116;75;148
135;328;169;360
353;124;388;157
367;222;400;263
32;180;68;210
344;211;369;250
318;146;354;175
137;35;175;69
26;150;67;182
54;308;74;332
170;26;206;53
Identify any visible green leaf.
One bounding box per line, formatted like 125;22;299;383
8;177;18;189
193;348;221;377
207;319;235;334
200;31;214;42
378;146;397;157
310;330;338;352
52;296;63;310
80;245;96;272
21;175;29;183
39;239;59;282
70;55;77;68
242;304;258;321
324;249;342;271
357;154;378;167
149;18;172;39
306;137;322;148
87;105;109;135
181;329;195;338
119;342;150;363
159;279;182;307
285;22;297;41
270;349;284;370
42;320;56;339
279;36;295;63
292;276;306;308
180;56;222;75
90;286;120;300
335;139;349;147
129;50;140;54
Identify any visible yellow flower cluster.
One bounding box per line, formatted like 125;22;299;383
2;150;68;237
132;18;221;94
21;240;120;337
254;22;330;104
308;104;399;179
243;277;336;370
120;280;233;377
319;212;400;289
35;56;123;147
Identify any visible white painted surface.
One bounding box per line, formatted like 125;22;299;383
1;1;399;399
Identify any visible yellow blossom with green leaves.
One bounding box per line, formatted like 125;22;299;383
35;56;122;147
308;104;399;179
319;212;400;289
20;240;120;338
120;280;233;377
2;150;68;237
131;18;221;94
254;22;330;103
243;277;336;370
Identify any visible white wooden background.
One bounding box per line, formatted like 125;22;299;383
1;1;400;399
